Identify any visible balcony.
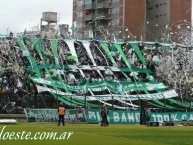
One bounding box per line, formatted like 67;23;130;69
112;2;119;7
96;3;112;9
82;14;95;21
82;26;96;32
76;17;83;22
94;24;110;31
95;14;112;19
111;13;119;18
83;3;96;10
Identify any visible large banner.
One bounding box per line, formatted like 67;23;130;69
85;109;193;124
35;85;177;101
31;76;178;101
151;112;193;123
85;109;140;124
24;108;87;123
24;109;193;124
31;77;168;94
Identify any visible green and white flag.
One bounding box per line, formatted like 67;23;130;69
23;28;27;37
89;25;93;39
54;25;60;38
55;29;60;38
70;21;77;38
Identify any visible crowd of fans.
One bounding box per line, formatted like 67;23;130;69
0;33;193;113
0;36;28;113
154;45;193;101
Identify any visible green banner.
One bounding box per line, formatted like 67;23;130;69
50;39;59;65
115;43;131;69
85;110;193;124
130;43;146;65
23;109;193;124
100;42;116;64
31;77;168;93
31;38;43;60
85;109;140;124
24;108;87;123
151;112;193;122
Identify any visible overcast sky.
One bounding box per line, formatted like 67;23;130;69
0;0;73;34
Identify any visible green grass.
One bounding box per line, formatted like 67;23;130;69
0;123;193;145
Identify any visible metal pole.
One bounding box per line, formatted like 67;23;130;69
71;96;72;107
164;97;166;112
28;95;29;108
112;96;114;109
138;97;141;111
84;95;87;108
57;95;58;107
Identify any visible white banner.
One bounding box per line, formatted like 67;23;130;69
36;85;72;96
162;89;178;98
36;83;177;101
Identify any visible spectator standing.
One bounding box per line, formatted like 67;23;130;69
101;107;109;127
57;102;65;126
145;107;151;124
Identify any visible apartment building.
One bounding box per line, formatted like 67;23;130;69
72;0;145;40
146;0;191;41
73;0;191;41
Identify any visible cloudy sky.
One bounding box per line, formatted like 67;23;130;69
0;0;73;34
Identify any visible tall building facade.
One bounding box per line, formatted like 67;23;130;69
73;0;192;42
146;0;191;42
72;0;145;40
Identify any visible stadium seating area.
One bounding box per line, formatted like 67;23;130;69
1;34;193;113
